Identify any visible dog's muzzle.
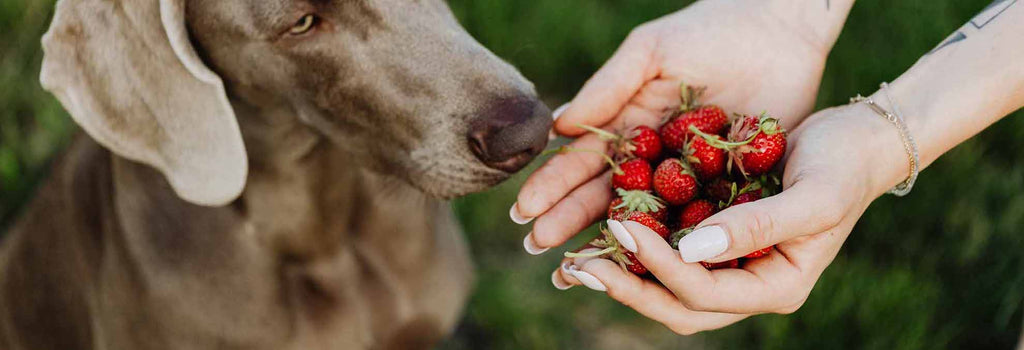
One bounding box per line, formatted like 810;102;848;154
467;96;552;173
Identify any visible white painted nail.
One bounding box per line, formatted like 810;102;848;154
549;103;570;140
568;265;606;292
677;226;729;263
606;219;637;253
523;232;549;255
552;103;570;120
551;270;573;290
509;202;534;225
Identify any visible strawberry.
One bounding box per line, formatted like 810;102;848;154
626;126;663;162
578;124;663;162
679;200;717;229
700;259;740;270
624;251;648;275
744;247;772;259
725;114;787;176
659;84;729;151
623;211;670;238
683;135;727;180
705;178;735;203
652;158;698;206
731;192;760;206
608;189;668;222
612;158;653;191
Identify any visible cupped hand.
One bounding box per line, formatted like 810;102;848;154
513;0;837;253
550;101;911;334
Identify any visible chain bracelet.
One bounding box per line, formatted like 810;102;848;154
849;83;920;197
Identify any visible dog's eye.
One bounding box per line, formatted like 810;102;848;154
289;14;317;35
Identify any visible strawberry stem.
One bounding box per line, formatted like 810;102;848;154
689;125;756;148
564;246;616;258
575;124;622;141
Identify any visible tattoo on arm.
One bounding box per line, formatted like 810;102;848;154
929;0;1018;54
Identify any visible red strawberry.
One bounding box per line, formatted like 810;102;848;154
652;159;698;206
626;126;662;161
623;211;670;238
679;200;717;229
700;259;740;270
659;105;729;151
608;189;668;222
659;84;729;151
683;135;727;180
705;178;735;203
578;125;663;162
612;158;652;191
624;251;648;275
744;247;772;259
726;114;787;176
731;192;760;206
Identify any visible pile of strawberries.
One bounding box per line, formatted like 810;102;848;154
564;84;788;275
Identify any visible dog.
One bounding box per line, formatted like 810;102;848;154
0;0;551;348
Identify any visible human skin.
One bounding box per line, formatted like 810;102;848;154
516;0;1024;334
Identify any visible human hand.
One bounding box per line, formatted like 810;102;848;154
550;101;911;334
513;0;849;253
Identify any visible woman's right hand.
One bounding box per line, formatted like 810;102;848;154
512;0;853;254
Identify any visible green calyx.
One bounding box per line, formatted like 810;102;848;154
758;113;786;135
614;188;666;214
678;81;706;113
689;125;755;150
669;228;694;250
563;227;637;271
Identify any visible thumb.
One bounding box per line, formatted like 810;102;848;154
676;180;847;263
554;27;659;136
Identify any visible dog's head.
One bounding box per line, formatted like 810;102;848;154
40;0;551;205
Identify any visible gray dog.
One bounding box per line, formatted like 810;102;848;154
0;0;551;348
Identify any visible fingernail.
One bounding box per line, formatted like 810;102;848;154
549;103;570;140
606;219;637;253
551;270;573;290
523;232;549;255
567;265;606;292
509;202;534;225
677;226;729;263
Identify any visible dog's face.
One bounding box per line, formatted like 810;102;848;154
184;0;551;198
39;0;550;204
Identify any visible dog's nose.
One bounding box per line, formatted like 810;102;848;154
467;96;552;173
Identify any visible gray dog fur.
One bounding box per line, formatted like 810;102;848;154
0;0;550;348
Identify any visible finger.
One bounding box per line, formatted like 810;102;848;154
551;246;608;290
578;259;749;335
612;215;810;314
677;179;848;263
514;134;609;219
530;171;613;250
554;28;659;136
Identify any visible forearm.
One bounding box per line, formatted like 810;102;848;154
767;0;856;53
870;1;1024;193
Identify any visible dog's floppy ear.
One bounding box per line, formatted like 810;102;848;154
39;0;246;206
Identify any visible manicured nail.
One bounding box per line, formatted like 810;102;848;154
549;103;570;140
570;248;603;267
523;232;549;255
677;226;729;263
551;270;573;290
567;265;606;292
509;202;534;225
606;219;637;253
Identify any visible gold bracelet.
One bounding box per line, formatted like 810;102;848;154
850;82;920;197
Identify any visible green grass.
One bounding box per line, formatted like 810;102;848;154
2;0;1022;349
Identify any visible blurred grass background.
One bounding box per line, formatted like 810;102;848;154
1;0;1022;349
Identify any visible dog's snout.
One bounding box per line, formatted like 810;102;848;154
467;96;552;173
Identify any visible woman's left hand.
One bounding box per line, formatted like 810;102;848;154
553;101;910;334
